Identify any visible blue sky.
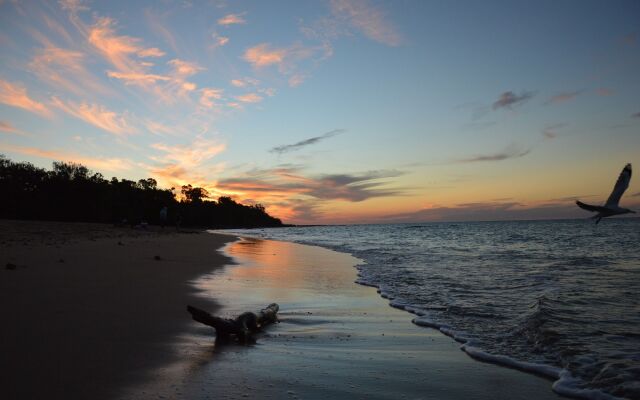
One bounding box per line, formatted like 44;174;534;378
1;0;639;223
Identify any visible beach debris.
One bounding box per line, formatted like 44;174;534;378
5;262;17;270
117;241;124;246
187;303;279;344
154;255;162;261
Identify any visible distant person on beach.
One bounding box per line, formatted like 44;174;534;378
175;211;182;232
159;206;168;228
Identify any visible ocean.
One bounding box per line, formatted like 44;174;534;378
222;219;640;400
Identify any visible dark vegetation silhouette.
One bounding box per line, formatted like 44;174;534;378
0;155;283;228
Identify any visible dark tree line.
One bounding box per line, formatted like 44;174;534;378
0;155;283;228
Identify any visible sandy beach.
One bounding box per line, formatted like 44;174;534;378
1;220;563;399
0;220;234;400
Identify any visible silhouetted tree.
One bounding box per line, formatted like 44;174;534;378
181;184;209;203
0;155;283;228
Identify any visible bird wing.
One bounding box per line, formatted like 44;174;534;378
576;200;606;213
605;163;632;207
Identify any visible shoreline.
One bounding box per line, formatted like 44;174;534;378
127;235;563;400
0;220;235;400
217;228;629;400
1;221;566;399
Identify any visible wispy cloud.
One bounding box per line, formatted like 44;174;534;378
144;120;176;136
199;88;224;109
235;93;263;103
596;87;614;96
288;74;306;87
29;46;112;96
148;137;226;191
211;32;229;47
168;59;203;77
87;15;204;104
59;0;89;14
270;129;344;154
542;123;567;139
107;71;171;86
492;91;534;110
458;144;530;163
137;47;165;57
329;0;402;46
89;17;162;74
144;9;179;53
243;42;319;71
217;13;246;26
243;43;289;68
230;77;259;87
0;143;134;172
0;120;24;135
242;42;325;86
42;14;74;44
51;97;133;136
545;90;582;105
217;167;403;203
308;171;403;201
0;79;52;117
150;137;226;169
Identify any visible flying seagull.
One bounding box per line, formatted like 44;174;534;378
576;163;635;224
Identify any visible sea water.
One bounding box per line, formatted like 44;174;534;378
222;219;640;400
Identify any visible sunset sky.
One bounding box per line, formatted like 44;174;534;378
1;0;639;224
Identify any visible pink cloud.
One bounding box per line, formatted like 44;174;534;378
150;137;226;168
88;17;171;92
0;120;24;135
0;79;52;118
243;43;316;76
51;97;133;136
137;47;165;58
211;33;229;48
29;46;113;96
288;74;305;87
235;93;263;103
89;17;151;72
243;44;287;68
230;77;259;87
168;59;204;78
144;120;175;136
148;137;226;191
199;88;224;108
217;13;246;26
107;71;171;85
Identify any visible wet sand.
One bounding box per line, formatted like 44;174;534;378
122;236;563;400
0;220;234;400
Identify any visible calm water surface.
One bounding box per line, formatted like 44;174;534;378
223;219;640;400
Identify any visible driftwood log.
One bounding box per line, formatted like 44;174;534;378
187;303;279;343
